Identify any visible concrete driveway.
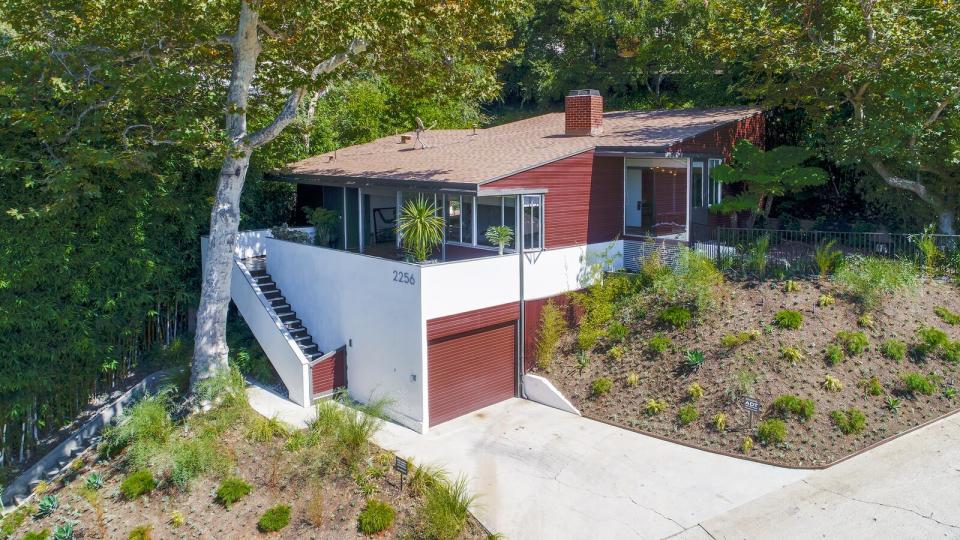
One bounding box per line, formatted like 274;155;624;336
374;399;809;540
673;412;960;540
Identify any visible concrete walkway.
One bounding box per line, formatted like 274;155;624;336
673;413;960;540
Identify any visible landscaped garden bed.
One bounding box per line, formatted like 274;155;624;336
536;246;960;468
3;371;487;539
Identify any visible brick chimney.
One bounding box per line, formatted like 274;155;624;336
565;89;603;136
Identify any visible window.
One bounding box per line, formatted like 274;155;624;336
707;158;723;206
444;195;474;244
692;162;705;208
477;196;515;249
522;195;543;251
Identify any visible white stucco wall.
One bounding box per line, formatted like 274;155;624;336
522;240;624;300
420;255;521;320
264;238;426;432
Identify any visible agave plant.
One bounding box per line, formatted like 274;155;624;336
37;494;59;517
86;472;104;490
684;349;706;372
54;521;76;540
397;196;443;262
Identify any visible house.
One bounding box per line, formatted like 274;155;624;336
214;90;764;433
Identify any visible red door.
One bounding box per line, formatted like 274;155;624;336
428;321;516;427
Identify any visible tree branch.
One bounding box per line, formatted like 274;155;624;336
869;159;943;210
244;39;366;149
909;87;960;147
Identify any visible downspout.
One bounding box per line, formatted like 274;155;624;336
517;194;525;396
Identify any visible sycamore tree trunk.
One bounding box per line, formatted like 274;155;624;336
190;0;366;393
939;210;956;236
869;160;956;235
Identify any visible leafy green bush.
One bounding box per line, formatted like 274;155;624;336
120;470;156;500
607;321;629;343
1;504;34;537
836;330;869;355
590;378;613;397
128;524;152;540
420;475;476;540
572;273;640;352
813;239;843;278
915;326;949;358
901;372;937;396
100;394;173;459
677;405;699;426
647;247;725;314
257;504;291;533
771;395;815;421
833;256;918;310
216;477;252;509
535;300;566;370
658;305;692;330
644;399;667;416
773;310;803;330
270;225;311;244
830;409;866;435
720;330;759;348
168;435;232;488
935;306;960;325
358;499;395;535
756;419;787;445
647;333;672;355
881;339;907;362
825;344;844;365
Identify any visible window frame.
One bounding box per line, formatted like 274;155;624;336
521;194;544;252
692;161;705;208
707;158;723;207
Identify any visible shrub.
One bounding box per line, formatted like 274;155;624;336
944;341;960;364
859;376;884;396
781;346;803;364
625;372;640;387
830;409;866;435
607;321;629;343
857;314;874;328
771;395;815;421
216;477;252;509
658;305;692;330
170;511;186;528
647;333;672;355
535;300;566;369
712;412;727;431
881;339;907;362
935;306;960;325
677;405;698;426
773;310;804;330
756;419;787;445
823;375;843;392
128;524;152;540
916;326;949;358
1;505;34;537
684;349;706;371
825;344;845;366
720;330;759;349
577;327;601;352
590;378;613;398
687;382;704;402
836;330;869;355
833;256;918;310
648;247;725;314
740;436;754;454
813;239;843;278
100;394;173;459
257;504;291;533
270;225;310;244
817;294;836;307
358;498;395;535
901;372;937;396
784;279;801;293
644;399;667;416
120;470;156;500
24;531;50;540
421;475;476;540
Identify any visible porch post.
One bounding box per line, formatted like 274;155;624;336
358;187;364;254
342;187;348;249
440;194;447;262
516;193;525;396
685;158;692;242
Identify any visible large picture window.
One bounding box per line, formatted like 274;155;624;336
522;195;543;251
707;158;723;206
477;196;516;249
444;195;473;244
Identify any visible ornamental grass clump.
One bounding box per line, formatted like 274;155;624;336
915;326;949;358
881;339;907;362
257;504;291;533
358;499;395;535
830;408;866;435
720;330;759;349
647;333;672;356
658;305;692;330
590;378;613;398
901;372;937;396
687;382;704;402
215;477;252;509
823;375;843;392
836;330;869;355
677;405;698;426
773;309;804;330
825;344;844;366
934;306;960;325
781;346;803;364
120;470;156;500
771;395;815;421
645;399;667;416
756;419;786;445
833;256;918;311
420;475;476;540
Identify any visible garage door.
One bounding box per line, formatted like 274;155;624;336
428;321;516;427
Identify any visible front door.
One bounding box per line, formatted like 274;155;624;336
625;167;644;232
690;160;709;241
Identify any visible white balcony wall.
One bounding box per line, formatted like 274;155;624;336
419;255;521;320
522;240;624;301
264;238;426;432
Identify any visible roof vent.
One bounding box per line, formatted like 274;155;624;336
565;89;603;136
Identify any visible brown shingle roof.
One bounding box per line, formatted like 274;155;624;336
277;106;761;185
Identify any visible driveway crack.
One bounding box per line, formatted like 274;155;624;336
802;480;960;531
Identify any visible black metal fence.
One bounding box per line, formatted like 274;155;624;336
694;227;960;274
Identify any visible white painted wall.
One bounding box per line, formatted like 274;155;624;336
523;240;624;300
420;255;521;320
233;227;312;259
264;238;426;432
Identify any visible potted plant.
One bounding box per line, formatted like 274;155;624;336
397;196;443;262
485;225;514;255
302;206;340;247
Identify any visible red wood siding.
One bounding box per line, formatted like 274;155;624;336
426;301;519;342
311;346;347;396
523;293;582;372
427;321;516;427
483;151;624;249
668;112;766;158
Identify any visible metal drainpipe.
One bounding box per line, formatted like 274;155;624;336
517;194;525;397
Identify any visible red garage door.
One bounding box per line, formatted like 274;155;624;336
428;321;517;427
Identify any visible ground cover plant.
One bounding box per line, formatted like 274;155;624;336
540;251;960;467
7;369;489;539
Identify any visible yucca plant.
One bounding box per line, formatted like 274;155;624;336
397;196;444;262
484;225;514;255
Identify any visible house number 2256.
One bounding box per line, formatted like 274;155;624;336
393;270;416;285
